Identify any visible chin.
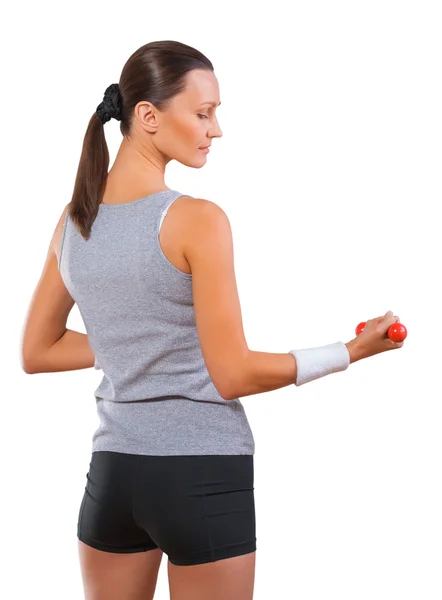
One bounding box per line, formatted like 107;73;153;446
180;156;207;169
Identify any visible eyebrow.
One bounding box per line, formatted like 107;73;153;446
199;101;222;107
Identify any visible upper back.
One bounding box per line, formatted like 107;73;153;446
59;190;197;399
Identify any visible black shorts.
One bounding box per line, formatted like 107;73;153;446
77;451;256;566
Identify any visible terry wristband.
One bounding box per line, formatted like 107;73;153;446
289;341;350;386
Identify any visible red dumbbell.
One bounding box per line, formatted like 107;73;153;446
355;320;407;342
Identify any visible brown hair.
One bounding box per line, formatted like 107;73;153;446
68;40;214;240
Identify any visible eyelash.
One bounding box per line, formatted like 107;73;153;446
198;114;209;119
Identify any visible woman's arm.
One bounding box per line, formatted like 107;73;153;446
20;206;96;374
227;341;361;399
182;198;363;401
24;327;95;374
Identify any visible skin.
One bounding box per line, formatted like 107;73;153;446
20;69;257;600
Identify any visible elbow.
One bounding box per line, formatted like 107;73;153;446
20;350;38;374
221;378;241;400
21;358;38;374
213;372;240;401
216;382;235;401
217;356;249;401
220;389;236;401
220;390;237;401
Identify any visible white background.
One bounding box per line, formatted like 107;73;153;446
3;0;441;598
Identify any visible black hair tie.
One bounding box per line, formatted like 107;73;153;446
96;83;122;124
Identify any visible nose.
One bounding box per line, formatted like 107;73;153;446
209;117;223;139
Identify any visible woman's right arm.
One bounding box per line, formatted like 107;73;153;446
182;198;400;401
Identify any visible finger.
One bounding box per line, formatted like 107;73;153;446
384;311;397;326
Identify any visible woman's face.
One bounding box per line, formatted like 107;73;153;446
135;69;223;167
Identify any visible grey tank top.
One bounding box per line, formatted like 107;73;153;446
59;189;255;456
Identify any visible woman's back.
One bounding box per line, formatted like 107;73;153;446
58;188;255;456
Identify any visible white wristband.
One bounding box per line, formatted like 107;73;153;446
289;341;350;386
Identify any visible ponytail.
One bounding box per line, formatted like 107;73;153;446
68;84;122;240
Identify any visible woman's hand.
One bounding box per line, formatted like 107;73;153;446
346;311;404;363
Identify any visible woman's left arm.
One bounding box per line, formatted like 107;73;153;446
20;206;96;374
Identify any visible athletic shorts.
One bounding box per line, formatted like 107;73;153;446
77;451;256;566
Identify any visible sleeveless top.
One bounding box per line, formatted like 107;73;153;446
58;189;255;456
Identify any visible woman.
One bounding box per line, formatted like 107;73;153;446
20;40;404;600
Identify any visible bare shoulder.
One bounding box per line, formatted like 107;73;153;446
158;195;228;275
176;196;231;257
174;195;227;217
175;195;230;233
